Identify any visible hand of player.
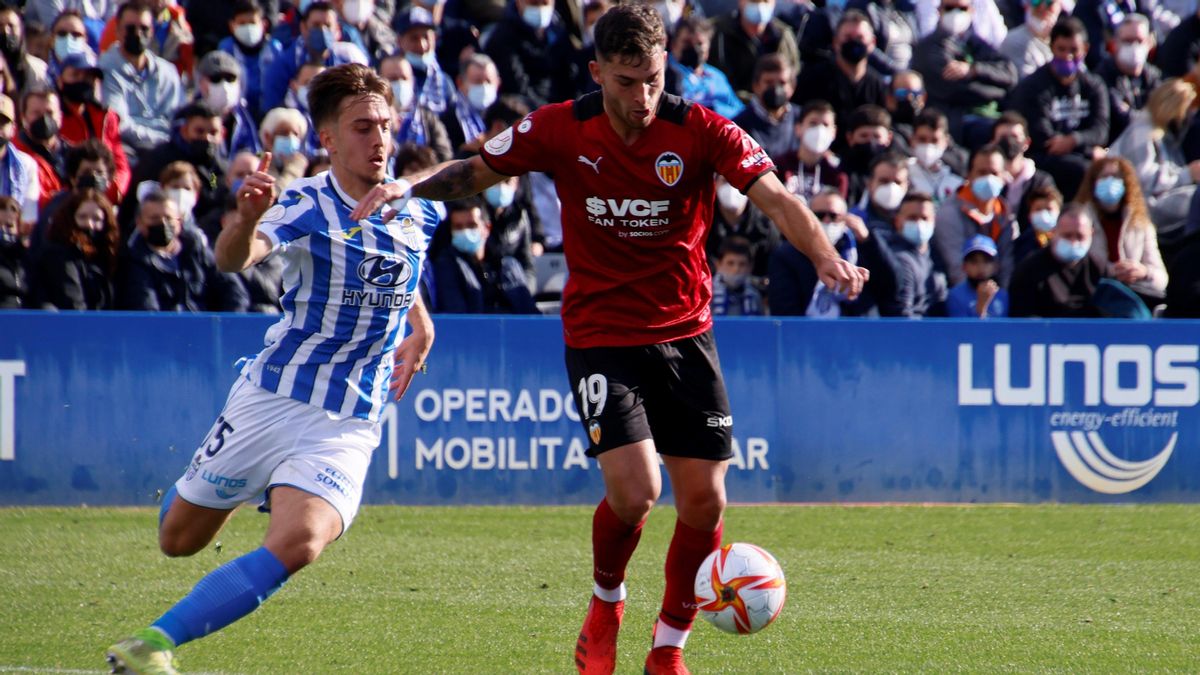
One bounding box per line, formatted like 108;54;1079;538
348;179;413;223
817;256;869;300
236;152;275;226
389;324;434;402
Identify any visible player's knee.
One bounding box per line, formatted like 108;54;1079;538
271;537;326;572
677;493;725;531
158;531;206;558
608;491;657;524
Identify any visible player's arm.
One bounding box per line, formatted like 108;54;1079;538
216;152;276;273
390;293;435;401
348;155;509;221
746;171;869;299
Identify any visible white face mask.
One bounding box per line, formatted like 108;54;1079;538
341;0;375;25
205;80;240;113
940;9;971;36
913;143;945;169
872;182;905;211
801;125;834;154
467;83;498;110
233;22;264;47
522;4;554;30
1024;12;1049;37
392;79;415;110
717;183;748;211
902;218;935;246
822;221;847;245
1030;208;1059;233
1116;43;1149;71
165;187;197;217
294;85;310;110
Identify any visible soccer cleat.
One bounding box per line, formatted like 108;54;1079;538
574;595;624;674
643;646;690;675
105;630;179;675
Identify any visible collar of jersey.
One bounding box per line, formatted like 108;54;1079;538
325;171;399;214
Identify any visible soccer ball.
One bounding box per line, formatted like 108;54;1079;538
694;542;786;635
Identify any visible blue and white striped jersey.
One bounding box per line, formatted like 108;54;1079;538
240;171;444;422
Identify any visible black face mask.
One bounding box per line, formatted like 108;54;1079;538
0;136;9;152
0;227;19;248
0;32;19;56
996;135;1024;162
845;141;884;170
123;27;149;56
678;45;703;70
61;81;96;105
146;221;175;247
761;84;788;110
30;114;58;142
188;139;217;165
76;171;110;193
839;39;868;64
892;99;920;125
87;227;109;246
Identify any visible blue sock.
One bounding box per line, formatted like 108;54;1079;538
152;547;289;647
158;485;178;528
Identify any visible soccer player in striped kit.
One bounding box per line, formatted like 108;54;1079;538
105;63;442;674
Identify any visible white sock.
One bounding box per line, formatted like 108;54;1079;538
652;618;690;650
593;582;627;603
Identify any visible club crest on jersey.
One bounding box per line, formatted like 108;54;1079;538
588;419;602;445
655;152;684;186
357;254;412;288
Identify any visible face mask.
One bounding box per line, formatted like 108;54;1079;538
940;9;971;36
272;134;302;157
405;50;434;71
1025;13;1049;36
1051;56;1082;79
233;22;264;48
1030;209;1058;233
718;271;748;289
1094;176;1126;207
146;221;175;247
451;228;484;254
205;80;240;113
0;136;8;152
188;139;217;165
847;141;884;168
165;187;197;216
743;1;774;26
468;83;498;111
0;32;20;55
61;80;96;104
307;27;335;57
1053;237;1089;263
839;39;868;64
802;125;834;154
678;45;702;70
123;27;149;56
716;183;748;211
341;0;375;25
54;34;87;61
0;227;20;247
971;175;1005;202
484;182;516;209
295;85;310;110
76;171;109;193
873;182;905;211
892;99;919;125
996;135;1024;162
391;79;414;109
822;221;847;245
913;143;944;168
901;219;935;246
760;84;788;109
1116;43;1149;72
522;5;554;30
655;1;683;27
29;114;59;142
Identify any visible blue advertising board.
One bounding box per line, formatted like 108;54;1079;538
1;312;1197;506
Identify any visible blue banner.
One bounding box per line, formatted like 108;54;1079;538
1;312;1197;506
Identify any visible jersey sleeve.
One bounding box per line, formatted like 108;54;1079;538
702;107;776;193
478;103;565;176
256;185;319;250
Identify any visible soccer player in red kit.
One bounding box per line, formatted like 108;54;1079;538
349;5;867;673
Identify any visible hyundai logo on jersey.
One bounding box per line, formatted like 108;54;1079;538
357;255;412;288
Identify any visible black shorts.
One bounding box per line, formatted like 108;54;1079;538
564;330;733;460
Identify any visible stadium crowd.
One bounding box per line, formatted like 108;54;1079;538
0;0;1199;317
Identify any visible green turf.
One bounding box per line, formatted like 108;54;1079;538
1;504;1199;674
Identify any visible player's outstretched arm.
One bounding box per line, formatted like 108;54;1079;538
350;155;509;222
747;171;869;300
216;152;276;273
390;293;434;401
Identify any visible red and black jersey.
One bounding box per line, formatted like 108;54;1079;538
481;91;774;349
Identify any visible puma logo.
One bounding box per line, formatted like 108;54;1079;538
577;155;602;174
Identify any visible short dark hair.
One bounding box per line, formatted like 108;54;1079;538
307;63;391;132
484;94;531;130
800;99;834;123
836;9;871;33
847;104;891;132
116;0;153;22
173;101;221;123
899;191;934;210
869;150;908;178
1027;184;1064;207
969;143;1005;172
717;235;753;261
913;108;949;134
231;0;263;17
994;110;1028;133
395;143;438;174
1050;16;1088;44
674;16;712;41
65;139;116;180
447;197;488;222
752;53;789;84
593;4;665;66
302;0;336;22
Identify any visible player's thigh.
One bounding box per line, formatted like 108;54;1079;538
159;495;237;556
596;439;662;522
564;343;655;457
645;331;734;462
662;455;729;531
262;485;345;573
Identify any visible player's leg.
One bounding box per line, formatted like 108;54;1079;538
157;487;236;557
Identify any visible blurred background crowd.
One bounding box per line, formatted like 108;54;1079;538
1;0;1199;318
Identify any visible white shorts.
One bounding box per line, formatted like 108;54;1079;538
175;377;381;533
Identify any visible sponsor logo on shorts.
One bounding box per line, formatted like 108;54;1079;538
655;151;683;186
316;466;351;497
588;419;602;445
706;415;733;428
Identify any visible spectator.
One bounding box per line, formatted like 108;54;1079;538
946;234;1008;317
24;1;117;48
1073;0;1174;70
991;110;1058;230
1012;183;1065;266
1075;156;1170;297
914;0;1010;49
1157;3;1200;77
483;0;578;107
852;150;910;231
0;93;40;227
708;0;800;99
46;11;91;85
731;53;799;166
908;108;964;206
30;140;116;253
117;189;248;312
877;191;947;317
845;0;918;76
56;48;130;204
883;69;925;147
910;0;1016;138
0;6;50;94
1099;14;1162;143
210;193;284;314
218;0;284;121
933;144;1017;287
482;174;541;288
259;108;311;192
1009;202;1114;317
0;196;26;308
710;236;765;315
998;0;1060;78
793;10;887;131
261;1;369;113
397;7;455;115
196;50;261;160
666;16;743;120
782;100;849;203
28;187;118;310
1008;17;1111;204
433;198;538;314
283;61;325;154
706;174;779;279
769;188;872;316
395;0;480;80
380;51;453;161
336;0;398;65
158;160;202;230
13;88;65;213
441;52;500;157
1162;226;1200;316
841;104;894;205
198;150;258;245
98;1;185;161
1109;78;1196;246
99;0;195;81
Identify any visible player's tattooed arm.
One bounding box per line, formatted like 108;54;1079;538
411;155;506;201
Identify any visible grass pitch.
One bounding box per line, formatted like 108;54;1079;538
1;504;1198;674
